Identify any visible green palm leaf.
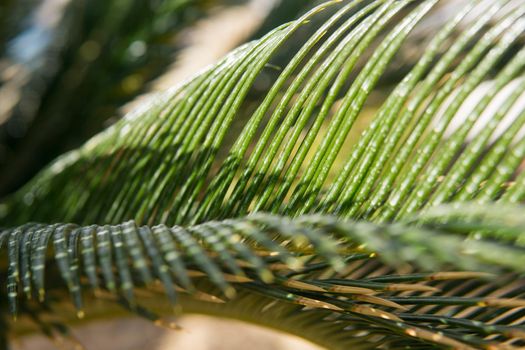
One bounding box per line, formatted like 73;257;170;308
2;0;525;349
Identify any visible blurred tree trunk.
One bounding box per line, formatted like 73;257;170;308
0;0;208;197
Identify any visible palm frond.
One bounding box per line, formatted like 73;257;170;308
2;0;525;349
1;206;525;348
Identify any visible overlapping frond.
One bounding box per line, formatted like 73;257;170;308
1;0;525;349
1;207;525;349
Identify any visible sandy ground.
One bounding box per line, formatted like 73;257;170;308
11;315;323;350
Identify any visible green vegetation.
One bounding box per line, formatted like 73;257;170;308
1;1;525;349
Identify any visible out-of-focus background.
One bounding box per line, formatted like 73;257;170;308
0;0;321;198
11;315;321;350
